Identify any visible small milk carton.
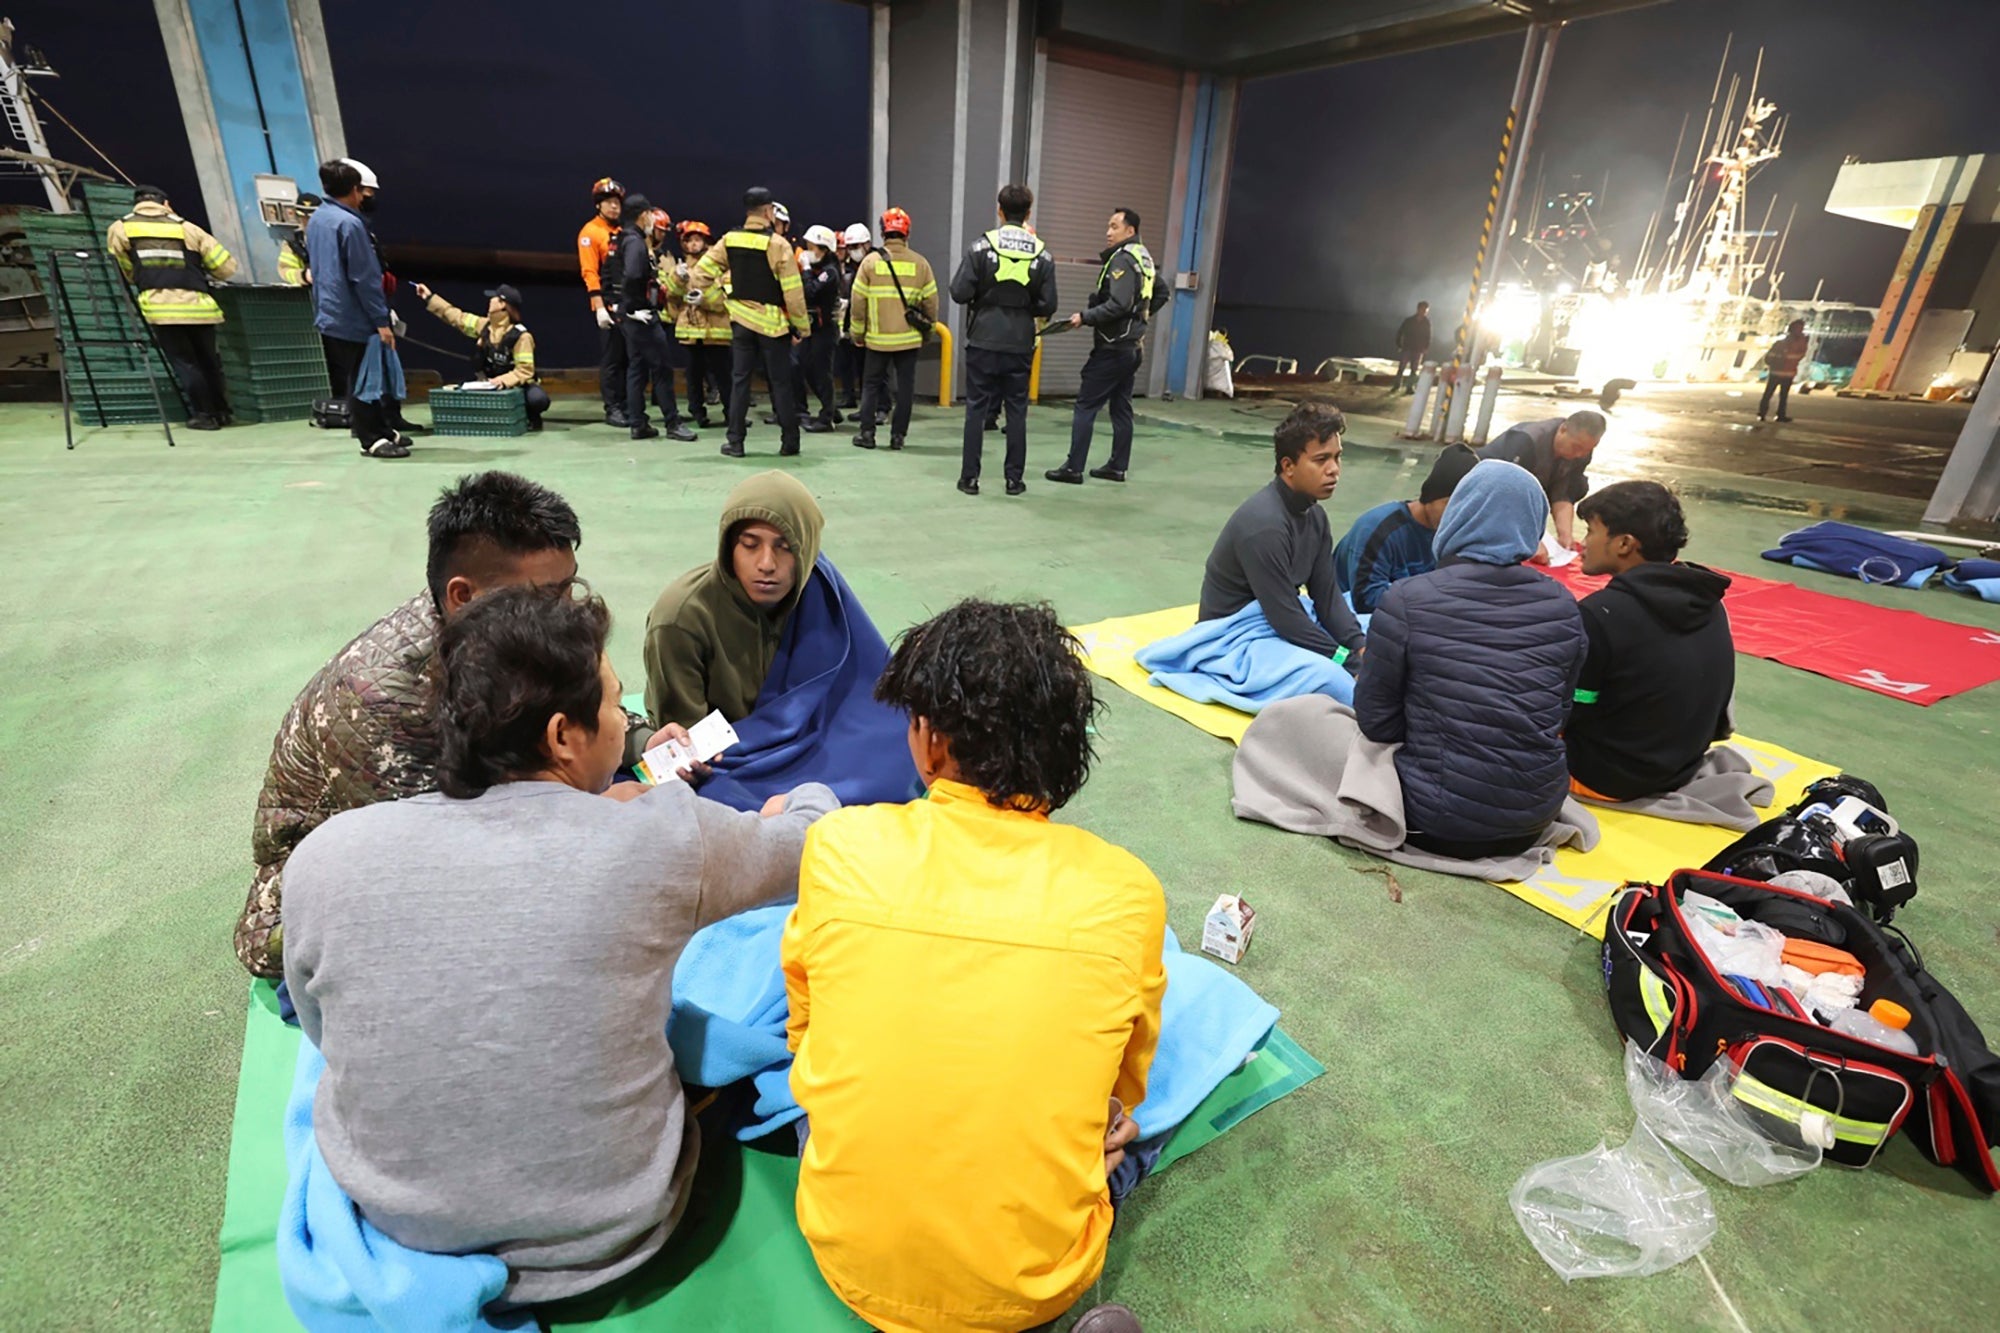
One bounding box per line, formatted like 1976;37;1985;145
1201;893;1257;965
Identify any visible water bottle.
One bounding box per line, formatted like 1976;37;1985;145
1829;1000;1919;1056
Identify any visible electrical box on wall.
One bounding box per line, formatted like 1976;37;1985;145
253;174;302;227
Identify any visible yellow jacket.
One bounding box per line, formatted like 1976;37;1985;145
848;238;937;352
105;201;236;326
688;214;808;339
423;293;537;389
782;780;1167;1333
658;249;732;345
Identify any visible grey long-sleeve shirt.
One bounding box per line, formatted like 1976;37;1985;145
1198;477;1366;657
282;778;838;1306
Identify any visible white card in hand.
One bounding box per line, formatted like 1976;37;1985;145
1540;534;1577;567
687;711;739;761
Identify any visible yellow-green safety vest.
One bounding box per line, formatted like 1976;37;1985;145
984;226;1045;286
1099;240;1154;305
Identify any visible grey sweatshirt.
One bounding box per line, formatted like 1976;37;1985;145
1198;477;1366;657
281;777;839;1305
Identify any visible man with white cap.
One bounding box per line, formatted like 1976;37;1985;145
835;223;871;409
307;157;408;458
792;224;845;432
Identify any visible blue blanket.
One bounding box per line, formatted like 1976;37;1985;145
696;555;922;813
353;335;406;404
1761;521;1950;590
1943;558;2000;604
279;1041;530;1333
668;906;1280;1141
1135;598;1358;711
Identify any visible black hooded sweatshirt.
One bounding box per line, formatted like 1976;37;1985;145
1566;561;1735;801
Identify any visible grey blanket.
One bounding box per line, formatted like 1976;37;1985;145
1231;694;1599;882
1571;746;1774;833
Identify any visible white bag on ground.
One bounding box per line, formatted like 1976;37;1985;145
1624;1041;1823;1186
1510;1123;1717;1281
1204;331;1235;397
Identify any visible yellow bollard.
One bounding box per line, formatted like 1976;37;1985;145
935;323;953;408
1029;340;1043;404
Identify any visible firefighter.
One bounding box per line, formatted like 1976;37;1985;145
834;222;870;409
949;184;1057;496
105;184;238;430
413;281;550;430
848;206;937;452
277;193;319;287
660;219;729;429
792;224;845;432
577;177;630;428
686;186;809;458
1046;207;1159;486
610;195;697;442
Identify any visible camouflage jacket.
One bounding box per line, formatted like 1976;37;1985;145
235;593;443;977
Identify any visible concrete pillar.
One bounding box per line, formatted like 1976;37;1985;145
1163;74;1239;400
1923;353;2000;527
152;0;340;284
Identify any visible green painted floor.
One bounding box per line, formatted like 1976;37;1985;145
3;396;1999;1331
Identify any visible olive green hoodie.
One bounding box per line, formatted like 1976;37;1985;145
642;471;826;735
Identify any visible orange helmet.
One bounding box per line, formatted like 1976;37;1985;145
880;206;912;236
591;177;625;202
678;219;712;240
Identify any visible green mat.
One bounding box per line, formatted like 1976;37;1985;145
210;983;1319;1330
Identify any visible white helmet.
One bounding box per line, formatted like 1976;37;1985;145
803;224;839;249
841;223;872;247
772;202;791;226
339;158;379;190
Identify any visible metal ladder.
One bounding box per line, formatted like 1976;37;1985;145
44;246;181;449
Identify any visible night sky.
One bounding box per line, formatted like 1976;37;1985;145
12;0;1999;371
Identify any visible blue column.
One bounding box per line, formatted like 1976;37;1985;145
1166;75;1236;398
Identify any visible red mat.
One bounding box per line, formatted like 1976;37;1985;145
1541;563;2000;705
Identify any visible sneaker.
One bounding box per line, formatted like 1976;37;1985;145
720;442;746;457
957;477;980;496
360;436;410;458
852;434;877;450
1776;415;1794;423
1089;465;1127;483
665;424;697;442
185;413;221;431
1072;1304;1143;1333
778;443;801;457
606;411;632;428
1006;478;1026;496
1044;467;1085;484
1757;412;1768;421
889;435;905;451
630;423;661;440
802;418;832;433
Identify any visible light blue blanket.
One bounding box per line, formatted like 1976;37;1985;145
668;905;1281;1140
1136;598;1360;712
278;1041;530;1332
1943;559;2000;604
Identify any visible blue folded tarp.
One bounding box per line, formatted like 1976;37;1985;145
1762;521;1951;589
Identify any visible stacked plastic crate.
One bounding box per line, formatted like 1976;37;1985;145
213;286;329;423
428;386;530;437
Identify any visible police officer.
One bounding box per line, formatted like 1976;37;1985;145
576;177;630;428
687;186;809;458
610;194;697;442
105;185;238;430
413;281;551;430
1046;207;1157;486
949;184;1056;496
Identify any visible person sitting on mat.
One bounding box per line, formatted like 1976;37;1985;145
1333;442;1479;615
281;583;836;1309
1199;400;1367;662
235;471;584;980
1354;460;1587;859
1567;480;1736;801
782;599;1160;1333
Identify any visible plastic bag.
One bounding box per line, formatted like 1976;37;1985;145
1204;332;1235;397
1685;913;1787;987
1510;1122;1717;1281
1624;1041;1823;1186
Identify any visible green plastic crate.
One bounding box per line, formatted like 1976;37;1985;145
429;387;528;437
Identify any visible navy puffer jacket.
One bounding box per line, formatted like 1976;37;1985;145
1353;460;1588;843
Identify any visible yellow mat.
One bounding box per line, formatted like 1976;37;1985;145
1074;606;1841;938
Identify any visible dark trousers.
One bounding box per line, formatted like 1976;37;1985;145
857;347;917;441
1760;374;1793;418
623;318;686;429
730;325;798;449
321;335;393;445
598;318;629;417
684;342;721;420
962;345;1031;484
1393;351;1424;391
152;323;228;419
792;323;837;421
1064;344;1141;472
833;337;861;405
521;383;550;425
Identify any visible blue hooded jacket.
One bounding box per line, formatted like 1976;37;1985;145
1353;461;1589;844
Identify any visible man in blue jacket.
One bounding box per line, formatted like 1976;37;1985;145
1333;443;1479;614
307;158;407;459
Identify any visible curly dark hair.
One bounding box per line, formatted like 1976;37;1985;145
1576;479;1688;562
1273;400;1346;474
875;599;1101;812
426;471;582;613
437;583;611;799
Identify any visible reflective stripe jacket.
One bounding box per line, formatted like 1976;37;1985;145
423;293;537;388
278;235;310;287
1080;239;1154;351
688;215;808;339
658;250;732;344
577;215;618;308
848;238;937;353
105;202;236;326
783;780;1166;1333
949;224;1058;355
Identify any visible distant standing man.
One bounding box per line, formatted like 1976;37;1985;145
613;195;698;443
1046;207;1156;486
306;158;409;459
848;207;938;453
949;184;1057;497
661;220;729;429
1483;409;1606;556
577;177;630;428
1759;318;1809;423
1394;300;1431;393
688;186;810;458
105;184;238;431
835;223;871;408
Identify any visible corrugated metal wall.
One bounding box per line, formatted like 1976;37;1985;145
1034;56;1183;396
